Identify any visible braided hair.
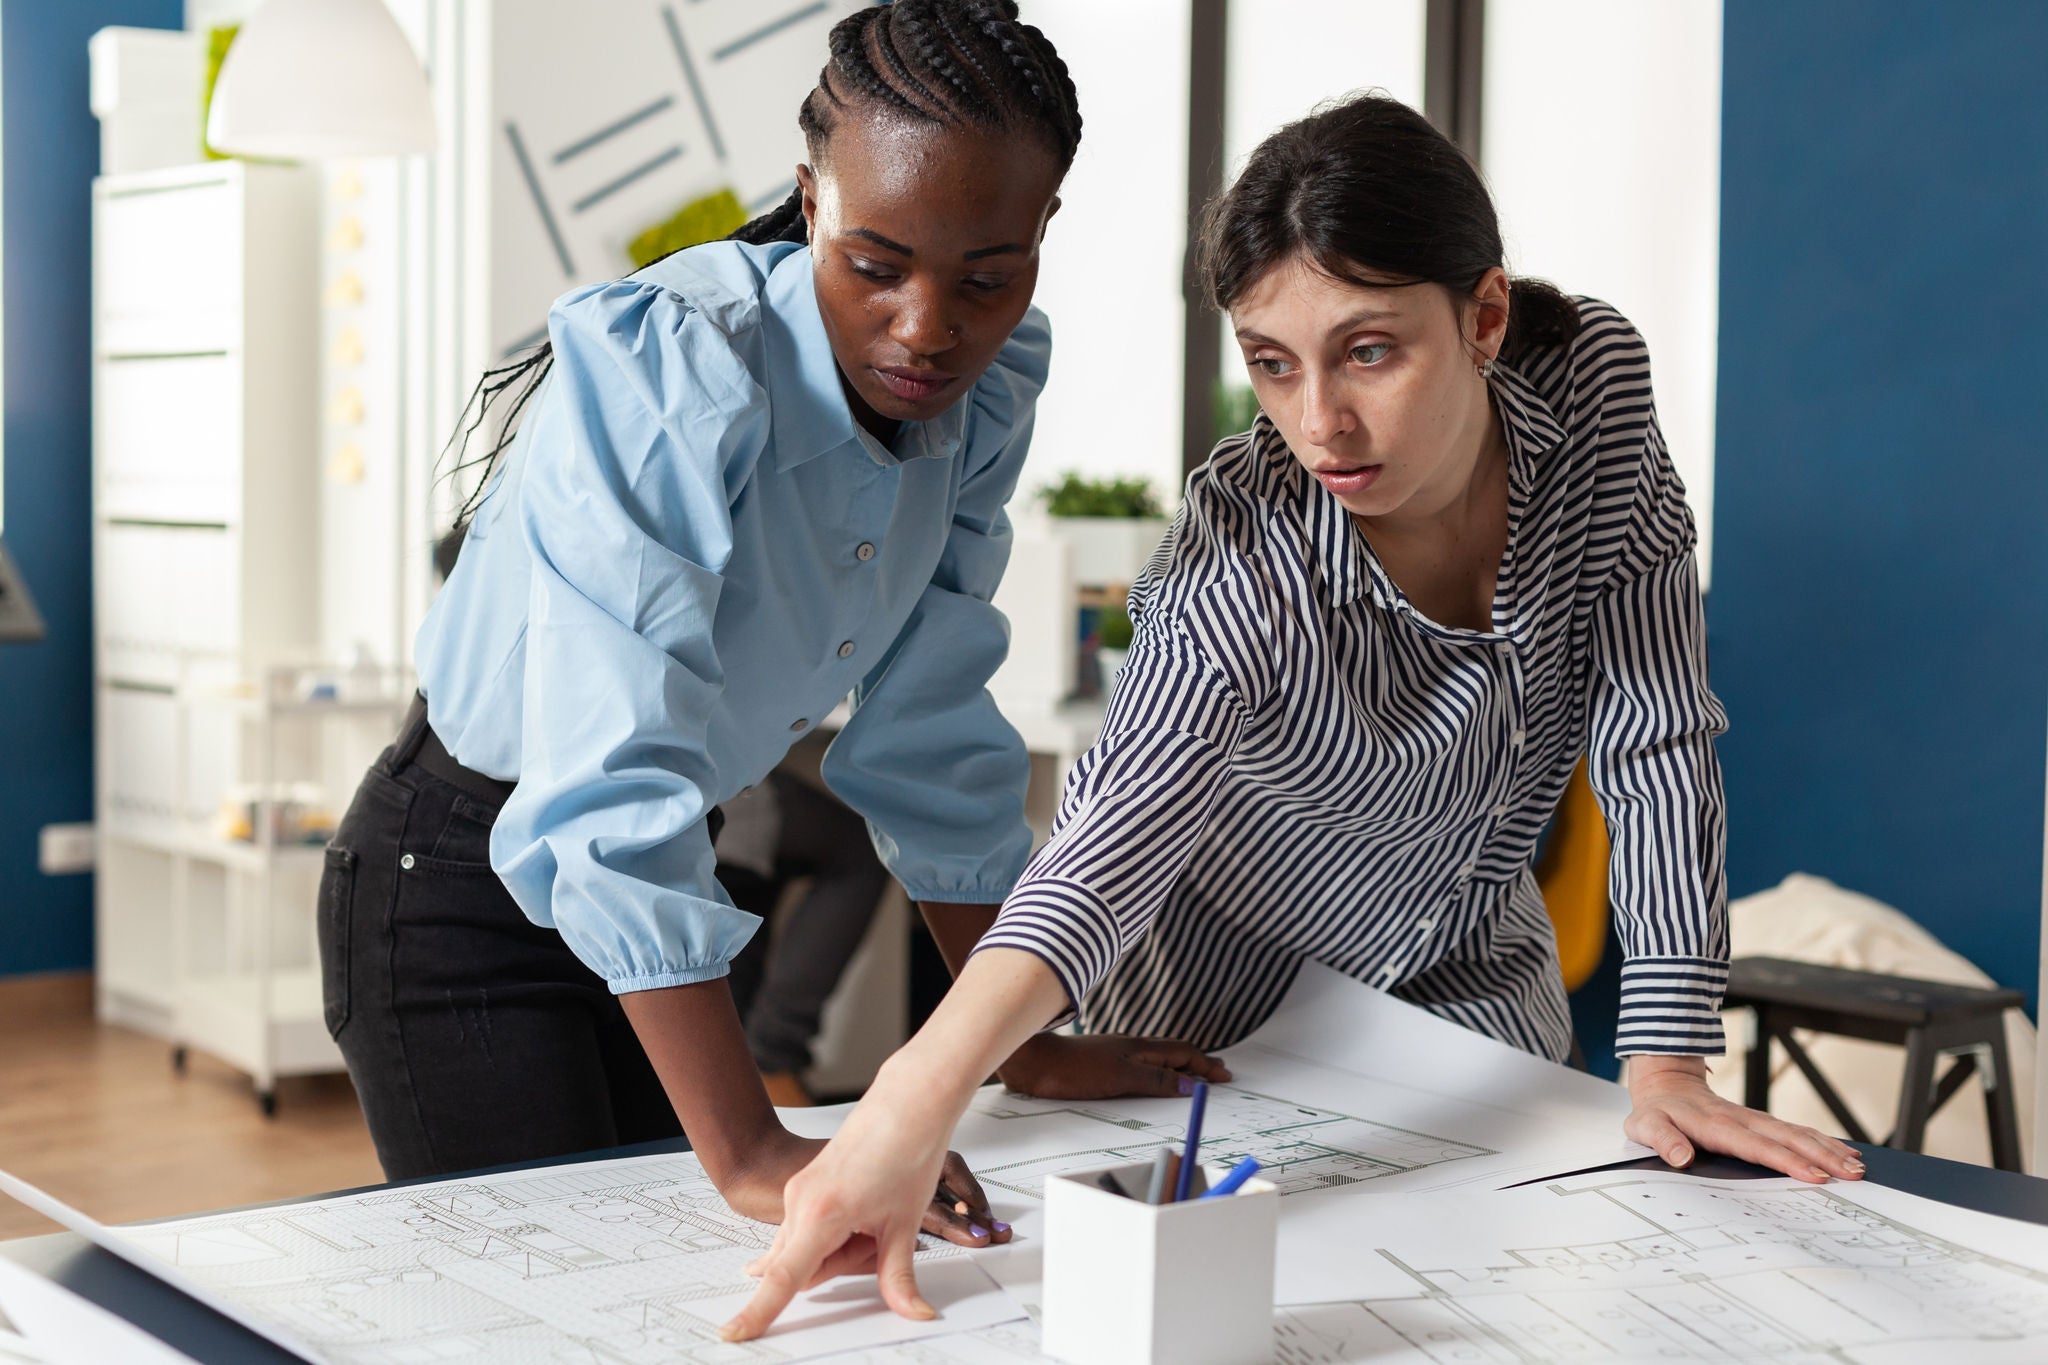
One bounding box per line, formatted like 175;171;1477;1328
444;0;1081;530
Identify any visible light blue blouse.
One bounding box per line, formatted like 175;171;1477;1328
414;239;1048;994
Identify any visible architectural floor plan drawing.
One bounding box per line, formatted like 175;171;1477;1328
965;1078;1496;1201
5;1155;1019;1365
1270;1169;2048;1363
823;1171;2048;1364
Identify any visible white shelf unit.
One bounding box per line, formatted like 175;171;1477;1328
162;671;410;1114
90;161;331;1103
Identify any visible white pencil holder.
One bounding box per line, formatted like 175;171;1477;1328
1041;1159;1278;1365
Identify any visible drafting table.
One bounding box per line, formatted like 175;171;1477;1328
4;1140;2046;1365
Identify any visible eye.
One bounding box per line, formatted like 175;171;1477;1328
963;274;1012;294
1252;356;1295;378
848;258;899;283
1350;342;1392;366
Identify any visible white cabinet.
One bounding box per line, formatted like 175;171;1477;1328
90;162;326;1068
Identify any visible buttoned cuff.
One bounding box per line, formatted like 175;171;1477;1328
1614;956;1729;1056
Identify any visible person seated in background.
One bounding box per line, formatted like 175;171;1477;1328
717;754;891;1108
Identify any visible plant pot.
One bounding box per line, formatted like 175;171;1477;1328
1050;516;1170;587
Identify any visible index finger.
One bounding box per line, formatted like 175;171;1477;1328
720;1218;848;1342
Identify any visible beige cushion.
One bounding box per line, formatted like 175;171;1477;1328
1700;872;2035;1171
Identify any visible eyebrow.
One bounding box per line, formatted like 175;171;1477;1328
846;228;1027;262
1236;308;1398;349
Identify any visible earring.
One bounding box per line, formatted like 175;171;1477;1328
1476;357;1497;379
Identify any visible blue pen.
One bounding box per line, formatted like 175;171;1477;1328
1172;1080;1208;1203
1198;1156;1262;1199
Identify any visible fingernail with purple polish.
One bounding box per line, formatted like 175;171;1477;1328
1178;1076;1196;1096
970;1225;988;1238
994;1221;1011;1234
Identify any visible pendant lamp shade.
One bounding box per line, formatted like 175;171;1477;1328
206;0;435;159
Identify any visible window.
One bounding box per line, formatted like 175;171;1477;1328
1482;0;1724;583
1018;0;1192;504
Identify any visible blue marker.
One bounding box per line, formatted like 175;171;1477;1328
1198;1156;1262;1199
1172;1081;1208;1203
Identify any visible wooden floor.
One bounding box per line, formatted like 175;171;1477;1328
0;973;383;1243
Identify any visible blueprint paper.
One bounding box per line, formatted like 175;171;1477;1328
787;971;1649;1321
1244;961;1638;1124
0;1157;1021;1365
0;1257;197;1365
1269;1167;2048;1360
822;1171;2048;1363
0;968;1653;1362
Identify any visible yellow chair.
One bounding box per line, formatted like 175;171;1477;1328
1536;757;1610;992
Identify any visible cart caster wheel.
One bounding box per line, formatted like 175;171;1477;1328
259;1090;278;1119
171;1045;189;1074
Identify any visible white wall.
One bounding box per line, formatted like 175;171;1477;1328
1482;0;1723;584
1015;0;1191;510
1214;0;1429;429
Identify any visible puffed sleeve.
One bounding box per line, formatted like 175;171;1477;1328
489;279;771;993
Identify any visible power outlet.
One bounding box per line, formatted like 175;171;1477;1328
38;823;97;876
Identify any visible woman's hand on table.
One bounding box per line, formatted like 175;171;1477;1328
1624;1054;1865;1183
997;1032;1232;1100
718;1125;1008;1249
720;1068;983;1341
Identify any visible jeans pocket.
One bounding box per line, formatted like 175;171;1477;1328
319;845;359;1037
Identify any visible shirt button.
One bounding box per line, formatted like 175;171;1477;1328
400;854;415;870
1457;862;1476;880
1510;729;1526;749
1492;803;1509;816
838;641;856;659
855;542;876;562
1416;917;1436;933
790;719;809;733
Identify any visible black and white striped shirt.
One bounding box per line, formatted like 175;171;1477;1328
976;300;1729;1061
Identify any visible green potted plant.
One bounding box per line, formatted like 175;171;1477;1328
1095;603;1134;696
1037;473;1169;586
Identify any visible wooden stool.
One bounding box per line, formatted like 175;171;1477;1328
1725;956;2025;1171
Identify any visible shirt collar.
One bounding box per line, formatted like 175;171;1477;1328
1488;358;1568;496
761;246;967;471
1307;359;1569;611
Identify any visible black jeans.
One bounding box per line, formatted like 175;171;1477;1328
318;698;703;1180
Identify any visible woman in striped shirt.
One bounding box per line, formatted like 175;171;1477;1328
727;93;1863;1338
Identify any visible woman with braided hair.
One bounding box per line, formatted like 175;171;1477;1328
319;0;1220;1242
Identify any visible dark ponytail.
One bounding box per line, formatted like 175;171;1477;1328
1197;91;1581;367
441;0;1081;533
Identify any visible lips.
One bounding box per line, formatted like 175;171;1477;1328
873;366;958;404
1313;464;1382;496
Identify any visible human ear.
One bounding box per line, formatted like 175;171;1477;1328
1469;266;1512;361
795;164;820;241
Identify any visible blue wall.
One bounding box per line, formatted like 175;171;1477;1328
0;1;182;977
1712;1;2048;1012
